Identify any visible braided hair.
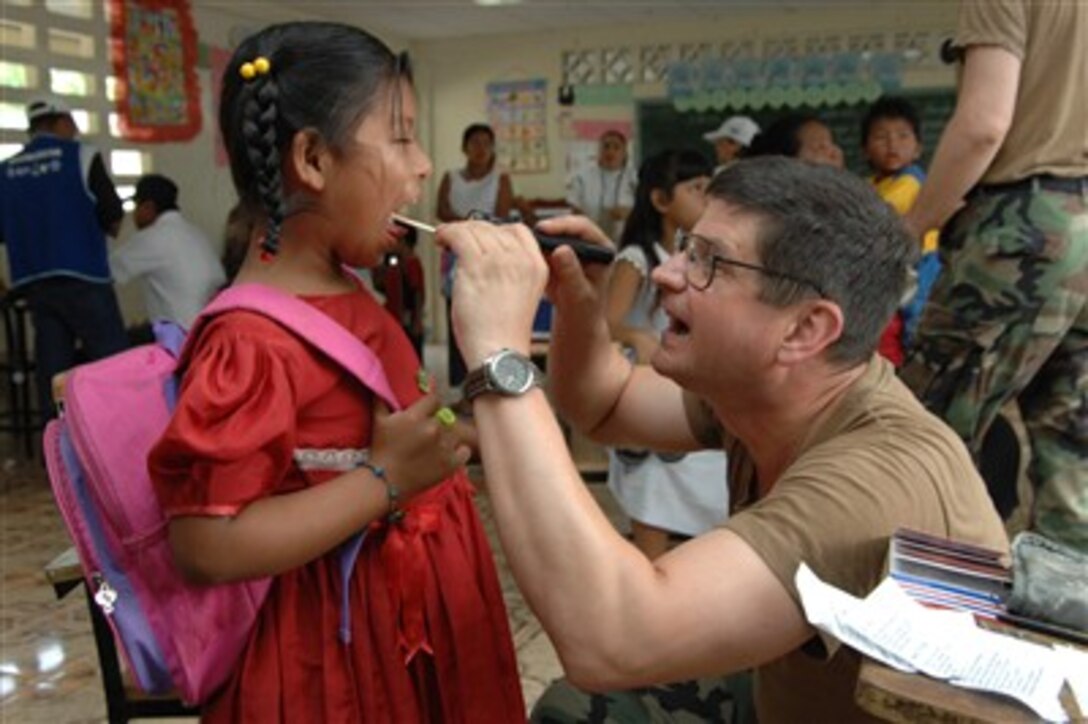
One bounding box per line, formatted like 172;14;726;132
219;23;412;257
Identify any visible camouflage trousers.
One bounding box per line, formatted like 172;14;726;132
900;181;1088;552
529;674;755;724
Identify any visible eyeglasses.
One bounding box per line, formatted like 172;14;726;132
676;231;827;298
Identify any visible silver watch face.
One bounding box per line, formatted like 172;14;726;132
490;351;535;394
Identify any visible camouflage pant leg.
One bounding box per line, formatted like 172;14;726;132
529;675;754;724
900;185;1088;551
1019;297;1088;549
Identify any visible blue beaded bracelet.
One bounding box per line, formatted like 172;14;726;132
357;460;404;523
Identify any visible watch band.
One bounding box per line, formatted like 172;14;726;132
462;364;492;401
463;348;543;401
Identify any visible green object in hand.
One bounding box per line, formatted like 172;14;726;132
416;368;431;393
434;407;457;427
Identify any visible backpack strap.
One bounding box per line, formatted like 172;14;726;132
192;283;401;411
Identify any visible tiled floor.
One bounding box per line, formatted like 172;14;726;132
1;456;110;723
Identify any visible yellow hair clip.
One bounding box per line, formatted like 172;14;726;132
239;56;271;81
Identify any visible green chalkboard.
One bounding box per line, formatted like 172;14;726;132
636;88;956;175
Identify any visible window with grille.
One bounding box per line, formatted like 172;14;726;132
0;2;148;180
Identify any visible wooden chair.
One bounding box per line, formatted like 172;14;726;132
45;549;200;722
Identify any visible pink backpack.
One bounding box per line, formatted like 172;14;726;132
44;284;402;704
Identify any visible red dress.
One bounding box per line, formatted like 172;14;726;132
149;290;524;723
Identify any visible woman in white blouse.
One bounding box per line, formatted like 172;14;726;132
436;123;514;223
566;129;637;240
436;123;515;386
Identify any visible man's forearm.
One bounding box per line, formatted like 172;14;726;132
548;297;630;435
907;113;1006;232
907;46;1019;233
474;390;659;677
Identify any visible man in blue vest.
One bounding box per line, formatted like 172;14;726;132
0;95;128;424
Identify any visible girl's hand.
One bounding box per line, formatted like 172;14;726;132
368;394;472;500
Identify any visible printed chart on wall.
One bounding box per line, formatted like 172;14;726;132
487;79;549;173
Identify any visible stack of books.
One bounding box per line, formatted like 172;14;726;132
889;528;1088;646
888;528;1010;619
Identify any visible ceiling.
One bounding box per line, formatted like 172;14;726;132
220;0;904;42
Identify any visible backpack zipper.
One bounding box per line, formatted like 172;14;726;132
91;572;118;615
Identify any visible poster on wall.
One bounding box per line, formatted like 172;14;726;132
486;79;549;174
109;0;201;142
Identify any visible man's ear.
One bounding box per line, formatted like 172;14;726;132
777;299;844;364
286;128;330;193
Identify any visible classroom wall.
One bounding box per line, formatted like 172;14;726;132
3;2;957;344
410;3;958;342
102;4;261;321
414;5;958;204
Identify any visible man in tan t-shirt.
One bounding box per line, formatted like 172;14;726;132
437;156;1008;723
900;0;1087;552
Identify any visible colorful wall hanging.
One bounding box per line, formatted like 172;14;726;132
487;79;549;174
666;52;903;112
109;0;201;142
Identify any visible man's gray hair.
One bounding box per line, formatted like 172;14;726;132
708;157;916;365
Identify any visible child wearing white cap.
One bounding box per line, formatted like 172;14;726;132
702;114;760;169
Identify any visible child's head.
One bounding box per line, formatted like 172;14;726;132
746;114;844;169
461;123;496;170
620;148;712;261
219;22;430;263
861;96;922;176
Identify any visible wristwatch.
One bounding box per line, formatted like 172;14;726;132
463;348;544;401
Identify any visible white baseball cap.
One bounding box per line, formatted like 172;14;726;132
703;115;760;147
26;94;73;124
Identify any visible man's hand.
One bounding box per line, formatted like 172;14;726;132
436;220;548;370
534;215;614;319
904;201;963;243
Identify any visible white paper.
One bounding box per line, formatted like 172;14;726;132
948;627;1067;721
795;564;1070;722
1053;645;1088;715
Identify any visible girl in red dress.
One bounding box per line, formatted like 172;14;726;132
148;22;524;722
